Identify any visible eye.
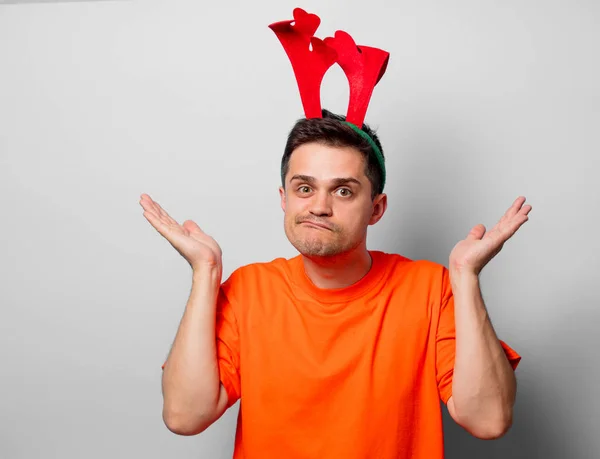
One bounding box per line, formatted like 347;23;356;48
336;188;353;197
297;186;312;194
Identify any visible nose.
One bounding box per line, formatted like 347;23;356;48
308;190;333;217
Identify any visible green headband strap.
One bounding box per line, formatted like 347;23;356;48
344;122;386;192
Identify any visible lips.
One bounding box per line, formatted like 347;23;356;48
300;221;331;230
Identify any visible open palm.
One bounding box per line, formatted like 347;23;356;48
139;193;222;272
450;196;532;276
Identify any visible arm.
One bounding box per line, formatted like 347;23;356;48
161;267;230;436
138;193;231;435
446;196;531;439
446;272;516;439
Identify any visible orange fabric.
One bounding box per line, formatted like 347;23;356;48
165;251;521;458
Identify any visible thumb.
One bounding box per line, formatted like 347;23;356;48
466;224;486;241
182;220;204;234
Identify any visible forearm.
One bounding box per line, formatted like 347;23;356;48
161;267;222;431
450;271;516;437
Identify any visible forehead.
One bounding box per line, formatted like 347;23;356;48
288;142;366;180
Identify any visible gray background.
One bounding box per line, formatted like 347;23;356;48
1;0;598;458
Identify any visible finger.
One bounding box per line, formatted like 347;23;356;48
141;196;172;227
142;206;160;221
143;210;169;236
497;197;528;229
495;213;529;241
142;205;178;236
506;204;530;228
140;194;161;216
140;194;162;214
519;204;532;216
466;224;486;241
140;198;170;225
151;199;179;226
148;197;164;217
498;197;522;224
505;196;527;219
139;194;151;206
183;220;204;234
140;196;159;215
506;217;527;238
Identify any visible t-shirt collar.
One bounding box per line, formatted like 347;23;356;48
289;250;387;304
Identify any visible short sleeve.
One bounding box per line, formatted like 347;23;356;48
160;275;242;409
215;283;242;408
436;266;522;404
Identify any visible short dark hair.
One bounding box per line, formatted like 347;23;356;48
280;109;385;199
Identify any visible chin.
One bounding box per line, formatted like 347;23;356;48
292;237;353;258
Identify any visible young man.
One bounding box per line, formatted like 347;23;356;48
139;110;531;458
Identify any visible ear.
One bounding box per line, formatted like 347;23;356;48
368;193;387;225
279;186;286;213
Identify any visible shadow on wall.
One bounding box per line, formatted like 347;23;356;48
379;129;565;459
382;128;600;459
442;294;598;459
441;379;562;459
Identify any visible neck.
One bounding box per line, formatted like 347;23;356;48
301;245;373;289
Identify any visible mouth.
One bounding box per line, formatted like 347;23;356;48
300;221;331;231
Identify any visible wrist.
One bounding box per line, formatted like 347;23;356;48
192;264;222;285
449;269;479;291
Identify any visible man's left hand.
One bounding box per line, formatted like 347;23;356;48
449;196;532;276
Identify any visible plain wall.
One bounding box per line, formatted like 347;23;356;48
1;0;598;458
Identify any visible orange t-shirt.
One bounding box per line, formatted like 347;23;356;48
175;250;521;458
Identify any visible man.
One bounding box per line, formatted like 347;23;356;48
139;109;531;458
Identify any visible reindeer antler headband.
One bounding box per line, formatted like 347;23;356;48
269;7;390;190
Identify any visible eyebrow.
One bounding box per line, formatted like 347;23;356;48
290;174;362;187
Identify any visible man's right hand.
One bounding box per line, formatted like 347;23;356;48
139;193;222;273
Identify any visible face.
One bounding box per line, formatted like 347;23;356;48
279;142;387;258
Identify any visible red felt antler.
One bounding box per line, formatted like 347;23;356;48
270;9;389;126
269;8;338;119
323;31;389;127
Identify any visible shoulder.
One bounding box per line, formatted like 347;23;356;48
408;259;452;298
372;250;446;273
374;251;448;286
221;256;293;291
412;258;448;275
218;257;295;313
411;258;450;285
